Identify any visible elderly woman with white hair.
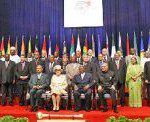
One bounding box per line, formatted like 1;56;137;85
50;65;68;111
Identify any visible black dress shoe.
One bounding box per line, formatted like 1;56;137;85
1;103;6;106
33;106;38;112
101;108;108;112
9;102;14;106
30;107;34;112
113;109;118;113
85;108;90;112
74;108;80;112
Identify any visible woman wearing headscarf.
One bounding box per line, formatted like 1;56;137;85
126;56;142;107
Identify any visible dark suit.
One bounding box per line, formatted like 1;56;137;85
82;61;97;80
28;73;49;107
89;56;98;64
144;61;150;105
1;60;15;105
45;61;57;82
29;59;45;75
54;57;62;64
15;61;30;105
97;70;117;110
76;57;82;64
73;73;94;110
110;58;126;105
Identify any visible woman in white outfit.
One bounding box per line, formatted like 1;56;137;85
50;65;68;111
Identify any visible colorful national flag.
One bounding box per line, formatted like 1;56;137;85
76;34;81;52
118;32;122;52
42;35;47;57
7;36;11;54
111;33;116;57
133;32;138;55
1;36;5;55
15;36;18;55
55;42;59;53
147;31;150;52
106;32;109;55
92;34;95;57
34;35;39;53
126;33;130;56
140;32;144;58
63;39;67;54
97;34;101;55
83;34;88;55
70;34;75;56
21;35;25;55
28;36;32;54
48;35;52;56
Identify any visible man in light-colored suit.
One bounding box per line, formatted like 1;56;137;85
29;65;49;112
66;55;80;84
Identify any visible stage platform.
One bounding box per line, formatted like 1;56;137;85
0;105;150;122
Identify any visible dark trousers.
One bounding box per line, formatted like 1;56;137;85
98;87;117;109
17;81;28;105
1;83;13;105
117;82;125;105
30;89;44;107
147;84;150;106
74;89;92;110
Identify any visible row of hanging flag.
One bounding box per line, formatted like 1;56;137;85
0;32;150;58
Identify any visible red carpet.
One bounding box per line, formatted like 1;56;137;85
0;105;150;122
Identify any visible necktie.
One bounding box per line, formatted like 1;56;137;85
22;62;25;70
36;60;38;65
116;60;119;69
5;61;8;68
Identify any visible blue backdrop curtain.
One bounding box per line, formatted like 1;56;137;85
0;0;150;56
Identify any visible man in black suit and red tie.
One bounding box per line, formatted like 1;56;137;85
15;54;30;106
144;61;150;106
1;54;16;106
110;52;126;106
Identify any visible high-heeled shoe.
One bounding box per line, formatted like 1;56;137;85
53;106;56;111
55;106;59;112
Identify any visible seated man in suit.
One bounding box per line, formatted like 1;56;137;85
29;65;49;112
15;54;30;106
97;63;118;113
72;65;95;112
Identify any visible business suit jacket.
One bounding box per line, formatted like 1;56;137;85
15;61;30;82
28;73;49;89
144;61;150;83
1;60;16;84
110;58;126;84
29;59;45;75
73;73;94;91
89;56;98;64
81;61;97;80
45;61;57;80
97;70;117;88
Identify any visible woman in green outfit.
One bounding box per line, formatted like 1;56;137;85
126;56;142;107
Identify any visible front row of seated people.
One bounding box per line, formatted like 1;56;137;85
29;63;118;113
